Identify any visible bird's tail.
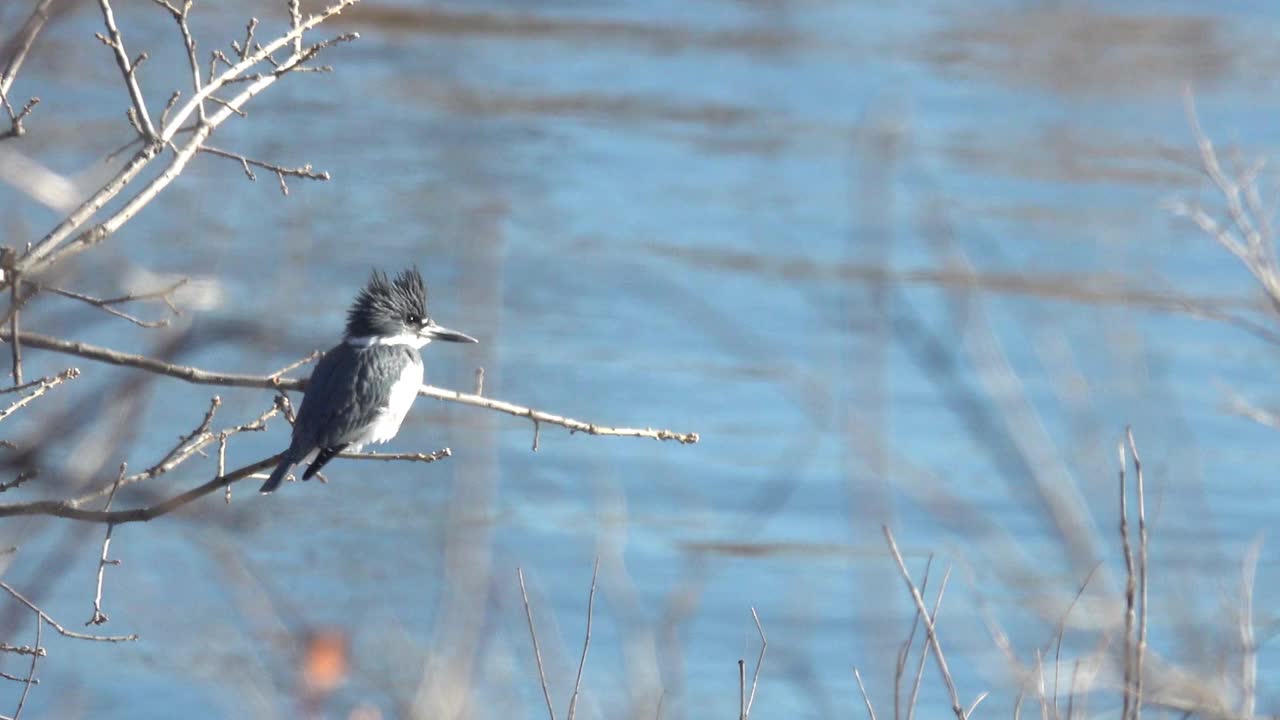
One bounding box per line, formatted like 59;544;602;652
259;454;295;494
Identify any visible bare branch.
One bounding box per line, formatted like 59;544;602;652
0;0;55;138
69;398;276;509
199;146;330;196
149;0;205;125
0;368;78;422
0;329;701;443
95;0;157;140
288;0;304;55
12;612;40;719
0;455;277;523
16;0;365;277
33;278;186;328
0;643;42;657
86;465;126;625
0;471;37;493
1174;88;1280;312
338;449;450;463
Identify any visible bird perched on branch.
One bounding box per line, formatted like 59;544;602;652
260;268;477;493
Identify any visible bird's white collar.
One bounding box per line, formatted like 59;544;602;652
345;332;430;349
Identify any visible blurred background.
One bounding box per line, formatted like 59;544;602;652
1;0;1279;717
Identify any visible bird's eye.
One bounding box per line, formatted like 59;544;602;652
406;313;420;325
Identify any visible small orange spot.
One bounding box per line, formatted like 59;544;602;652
301;627;348;695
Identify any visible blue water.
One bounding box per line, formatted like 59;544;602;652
2;1;1280;717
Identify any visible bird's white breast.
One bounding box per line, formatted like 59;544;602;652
351;354;423;448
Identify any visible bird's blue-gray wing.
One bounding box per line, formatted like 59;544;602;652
291;343;414;450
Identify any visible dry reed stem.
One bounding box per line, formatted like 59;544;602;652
909;565;951;720
1049;562;1101;717
1127;427;1148;720
895;554;932;720
566;558;599;720
1119;437;1136;720
881;525;966;720
1240;535;1261;718
743;607;766;719
854;667;878;720
516;568;556;720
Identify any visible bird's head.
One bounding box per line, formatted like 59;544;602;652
344;268;478;348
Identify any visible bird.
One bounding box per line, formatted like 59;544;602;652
259;268;477;493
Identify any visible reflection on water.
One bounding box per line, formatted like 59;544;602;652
926;6;1234;95
2;1;1280;718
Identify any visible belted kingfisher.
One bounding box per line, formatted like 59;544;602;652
259;268;477;493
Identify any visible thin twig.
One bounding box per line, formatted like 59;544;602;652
1175;88;1280;311
1049;562;1101;717
8;286;19;387
86;464;126;625
12;612;40;719
149;0;206;125
65;398;276;511
966;692;989;718
0;581;135;641
199;145;329;196
267;350;322;379
34;279;186;328
566;557;599;720
0;643;42;657
881;526;965;720
517;568;556;720
5;247;19;386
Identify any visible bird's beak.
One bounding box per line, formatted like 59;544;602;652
421;322;478;344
